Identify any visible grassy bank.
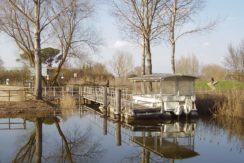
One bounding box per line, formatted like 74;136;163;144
195;80;244;91
195;80;244;118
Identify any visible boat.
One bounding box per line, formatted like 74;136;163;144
129;73;198;116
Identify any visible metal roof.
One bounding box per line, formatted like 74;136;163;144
129;73;198;82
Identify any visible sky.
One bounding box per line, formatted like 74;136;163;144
1;0;244;73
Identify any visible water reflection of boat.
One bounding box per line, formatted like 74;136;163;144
131;121;198;160
82;107;199;162
133;136;198;159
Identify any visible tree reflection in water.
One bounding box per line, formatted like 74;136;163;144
13;118;42;163
12;117;104;163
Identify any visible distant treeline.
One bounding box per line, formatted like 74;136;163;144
0;69;31;85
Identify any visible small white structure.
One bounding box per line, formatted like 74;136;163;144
130;74;198;116
6;78;9;85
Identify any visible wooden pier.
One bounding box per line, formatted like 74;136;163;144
0;85;172;120
80;86;165;120
34;85;164;120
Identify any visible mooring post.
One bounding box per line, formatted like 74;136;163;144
103;117;108;135
115;122;121;146
115;88;121;117
103;87;108;110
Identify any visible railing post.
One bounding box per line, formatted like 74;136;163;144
62;87;64;97
79;86;81;106
44;87;47;97
24;90;26;101
53;87;56;97
72;86;74;96
115;88;121;116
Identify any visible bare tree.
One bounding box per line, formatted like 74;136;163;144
224;41;244;74
175;53;199;75
0;0;67;99
201;63;225;80
112;0;166;75
110;51;134;78
164;0;216;73
0;0;98;97
129;66;142;77
50;0;99;85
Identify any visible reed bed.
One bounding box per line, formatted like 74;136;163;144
213;90;243;118
60;94;77;118
196;90;244;118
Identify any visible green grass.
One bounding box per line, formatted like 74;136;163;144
195;80;244;91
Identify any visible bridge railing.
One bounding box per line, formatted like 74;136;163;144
1;86;135;113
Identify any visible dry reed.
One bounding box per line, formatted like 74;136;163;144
213;90;243;118
60;94;77;118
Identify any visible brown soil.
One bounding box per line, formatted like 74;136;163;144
0;100;60;118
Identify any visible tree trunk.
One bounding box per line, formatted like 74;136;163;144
170;0;177;74
145;38;152;75
34;0;42;99
141;40;146;76
35;118;42;163
141;53;145;76
145;38;152;92
171;42;176;74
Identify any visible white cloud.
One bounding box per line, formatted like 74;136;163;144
113;40;133;49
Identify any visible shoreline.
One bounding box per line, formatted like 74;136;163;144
0;100;60;117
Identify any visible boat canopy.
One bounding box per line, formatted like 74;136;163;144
129;73;198;82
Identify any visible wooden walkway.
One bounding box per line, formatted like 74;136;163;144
0;85;164;120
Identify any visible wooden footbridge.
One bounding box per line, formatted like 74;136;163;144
0;85;169;120
41;85;164;120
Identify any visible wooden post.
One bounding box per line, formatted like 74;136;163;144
78;86;81;106
115;89;121;116
24;90;26;101
155;81;158;94
44;87;47;97
115;122;121;146
103;87;108;109
103;117;108;135
134;81;137;95
8;89;10;102
143;81;146;94
8;118;10;129
62;87;64;97
72;86;74;96
24;120;26;129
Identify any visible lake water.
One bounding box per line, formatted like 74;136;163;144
0;107;244;163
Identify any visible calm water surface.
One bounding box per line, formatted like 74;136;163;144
0;108;244;163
